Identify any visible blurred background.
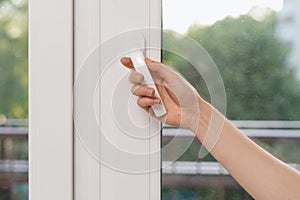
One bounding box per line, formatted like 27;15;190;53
1;0;300;199
0;0;28;199
162;0;300;199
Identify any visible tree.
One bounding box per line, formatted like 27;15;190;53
163;13;300;120
162;13;300;199
0;0;28;118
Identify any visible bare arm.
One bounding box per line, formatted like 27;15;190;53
197;101;300;199
121;57;300;199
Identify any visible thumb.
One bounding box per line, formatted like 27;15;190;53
145;57;174;83
145;57;160;64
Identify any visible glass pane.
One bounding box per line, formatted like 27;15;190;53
0;0;28;199
162;0;300;199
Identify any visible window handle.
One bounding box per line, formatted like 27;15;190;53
127;34;167;117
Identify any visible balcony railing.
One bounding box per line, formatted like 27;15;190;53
163;120;300;138
0;119;28;188
162;120;300;189
1;119;300;186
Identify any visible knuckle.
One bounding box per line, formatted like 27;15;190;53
128;71;141;83
131;85;139;94
137;97;149;107
128;73;135;83
137;97;144;106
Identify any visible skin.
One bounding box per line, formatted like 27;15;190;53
121;57;300;199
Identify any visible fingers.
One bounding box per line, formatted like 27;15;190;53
137;97;160;108
129;71;144;84
131;85;161;111
121;56;164;113
121;56;170;84
131;85;155;97
145;57;160;64
121;56;160;69
120;57;135;69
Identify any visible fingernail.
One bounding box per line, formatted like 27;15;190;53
153;99;161;104
147;89;154;96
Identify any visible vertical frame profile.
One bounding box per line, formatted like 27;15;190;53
29;0;73;199
74;0;162;199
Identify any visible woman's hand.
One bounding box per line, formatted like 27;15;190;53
120;57;205;132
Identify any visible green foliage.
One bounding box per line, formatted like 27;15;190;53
163;14;300;120
0;0;28;118
162;14;300;198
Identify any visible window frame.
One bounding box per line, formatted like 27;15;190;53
74;0;162;199
29;0;73;199
29;0;162;199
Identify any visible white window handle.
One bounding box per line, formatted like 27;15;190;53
127;34;167;117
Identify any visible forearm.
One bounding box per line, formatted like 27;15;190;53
194;100;300;199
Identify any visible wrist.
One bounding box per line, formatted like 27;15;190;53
189;97;225;141
187;97;210;133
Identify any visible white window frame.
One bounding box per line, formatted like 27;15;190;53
29;0;162;199
74;0;161;199
29;0;73;199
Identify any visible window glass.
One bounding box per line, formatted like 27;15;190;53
0;0;28;199
162;0;300;199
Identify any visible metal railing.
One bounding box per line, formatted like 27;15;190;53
0;119;28;187
1;119;300;176
163;120;300;138
162;120;300;176
162;161;300;175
